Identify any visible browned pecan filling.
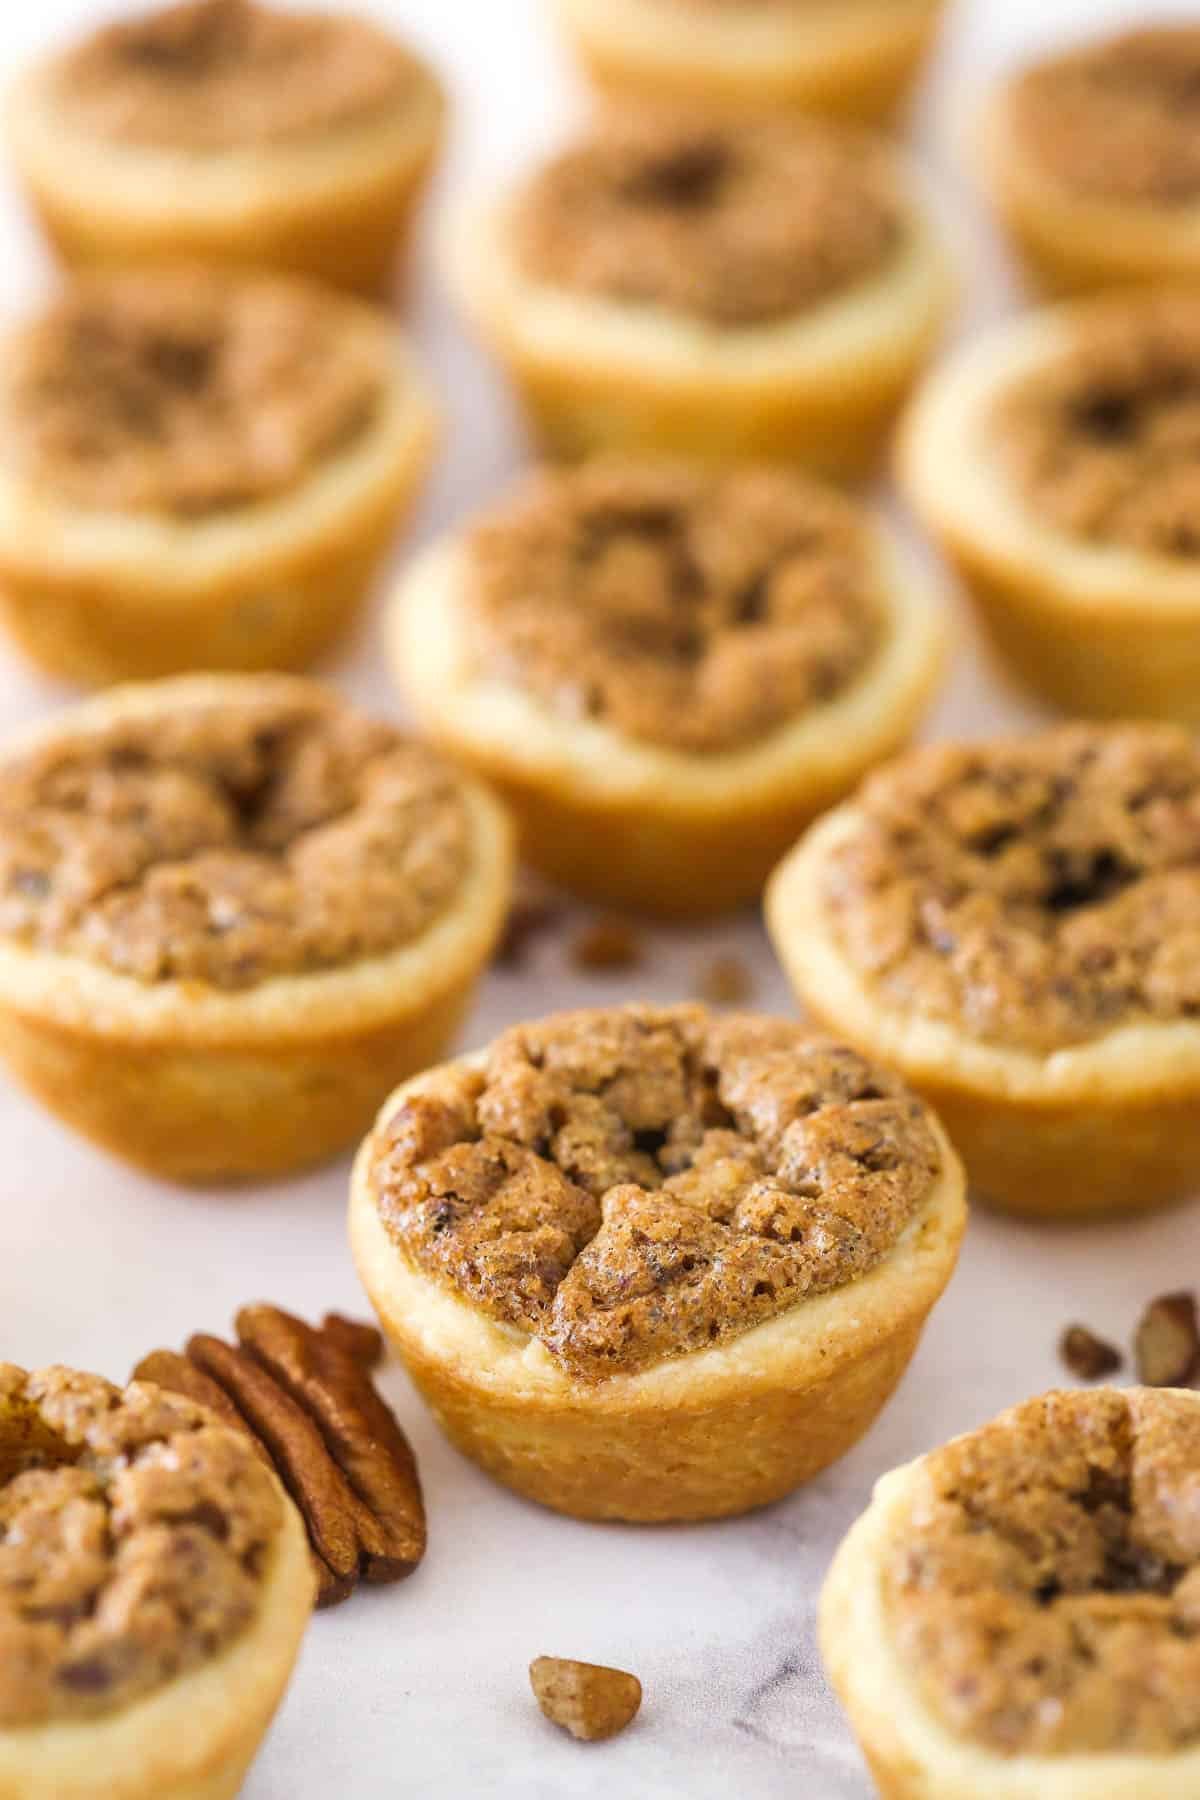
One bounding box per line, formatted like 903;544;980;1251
1009;27;1200;208
52;0;426;152
885;1389;1200;1755
512;112;902;328
2;268;385;515
824;725;1200;1054
465;461;884;754
0;1364;283;1727
0;688;471;989
370;1005;942;1382
994;298;1200;557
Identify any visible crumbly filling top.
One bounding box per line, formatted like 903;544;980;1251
993;297;1200;558
371;1005;941;1382
53;0;426;152
885;1388;1200;1756
464;461;884;755
512;112;902;328
0;1364;282;1727
0;688;471;990
2;268;385;516
1009;27;1200;208
823;724;1200;1054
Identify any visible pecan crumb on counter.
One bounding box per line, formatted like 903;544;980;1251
885;1388;1200;1756
1134;1293;1200;1388
1059;1324;1123;1383
512;111;902;328
570;916;644;973
371;1005;942;1382
694;952;755;1008
494;876;566;970
0;1363;284;1727
530;1657;643;1742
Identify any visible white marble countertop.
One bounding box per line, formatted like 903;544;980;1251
4;2;1199;1794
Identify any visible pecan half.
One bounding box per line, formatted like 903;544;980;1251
133;1307;424;1608
530;1657;643;1741
1135;1292;1200;1388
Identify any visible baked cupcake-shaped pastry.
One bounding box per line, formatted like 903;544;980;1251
350;1004;966;1522
0;266;438;687
0;673;513;1182
0;1362;313;1800
901;293;1200;722
388;459;947;916
7;0;444;296
449;109;956;475
768;723;1200;1219
981;26;1200;295
821;1387;1200;1799
554;0;950;125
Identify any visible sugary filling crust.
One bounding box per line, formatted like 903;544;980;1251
1008;27;1200;208
0;690;471;990
1;268;386;516
823;724;1200;1054
885;1388;1200;1756
511;111;902;328
464;460;884;754
993;298;1200;557
0;1364;282;1728
370;1005;941;1382
52;0;426;152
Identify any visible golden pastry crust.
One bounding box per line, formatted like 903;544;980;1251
553;0;949;125
980;27;1200;295
0;268;438;686
349;1004;966;1522
0;1362;313;1800
899;296;1200;722
7;1;445;297
386;461;946;916
767;735;1200;1216
820;1389;1200;1800
447;112;956;477
0;674;514;1183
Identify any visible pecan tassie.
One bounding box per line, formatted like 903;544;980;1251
135;1307;423;1608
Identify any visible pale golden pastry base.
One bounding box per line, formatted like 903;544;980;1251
0;676;514;1185
349;1072;966;1523
385;533;947;918
0;1492;313;1800
819;1415;1200;1800
899;305;1200;722
0;325;439;689
553;0;947;123
7;69;445;298
768;807;1200;1219
447;197;956;479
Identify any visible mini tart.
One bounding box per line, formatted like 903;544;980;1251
387;459;947;916
0;1362;314;1800
821;1388;1200;1800
0;266;437;687
980;26;1200;296
7;0;445;297
349;1004;966;1523
900;293;1200;722
0;673;513;1183
553;0;949;124
448;109;956;476
767;724;1200;1219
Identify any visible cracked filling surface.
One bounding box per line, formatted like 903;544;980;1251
823;724;1200;1054
1008;28;1200;208
993;297;1200;557
511;112;903;328
2;268;387;516
52;0;427;152
884;1388;1200;1756
371;1005;942;1382
465;461;884;754
0;688;471;990
0;1363;283;1728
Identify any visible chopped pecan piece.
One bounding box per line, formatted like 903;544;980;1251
495;879;565;969
694;953;755;1008
1135;1292;1200;1387
570;917;643;973
530;1657;643;1741
1059;1324;1123;1382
